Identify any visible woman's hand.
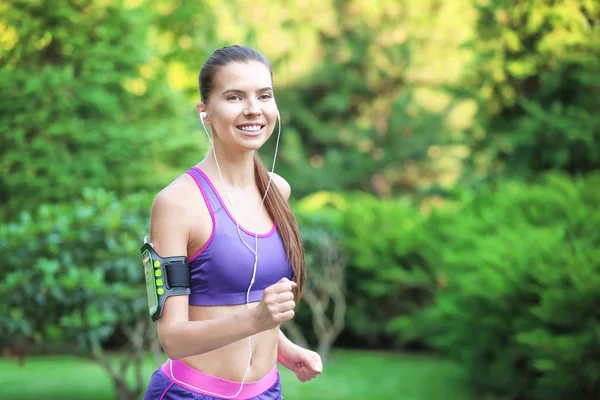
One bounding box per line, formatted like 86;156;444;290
278;342;323;382
252;278;297;331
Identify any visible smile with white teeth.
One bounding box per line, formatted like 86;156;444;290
238;125;263;132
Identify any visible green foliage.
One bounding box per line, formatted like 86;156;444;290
463;0;600;177
296;199;346;285
331;193;436;346
407;172;600;399
0;187;152;351
290;192;441;349
270;0;467;197
0;187;158;398
0;0;201;220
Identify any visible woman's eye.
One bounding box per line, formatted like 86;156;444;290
227;93;272;101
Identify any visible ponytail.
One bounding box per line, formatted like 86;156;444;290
254;154;305;301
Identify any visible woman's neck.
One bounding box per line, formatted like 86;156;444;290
200;148;256;189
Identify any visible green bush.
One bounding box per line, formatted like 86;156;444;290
409;172;600;399
0;188;157;399
290;191;442;349
336;193;437;347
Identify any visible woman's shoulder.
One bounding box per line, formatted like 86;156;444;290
149;173;203;255
152;172;202;219
268;172;291;201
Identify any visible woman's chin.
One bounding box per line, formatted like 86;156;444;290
233;137;267;153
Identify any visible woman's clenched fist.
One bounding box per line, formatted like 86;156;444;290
252;278;297;331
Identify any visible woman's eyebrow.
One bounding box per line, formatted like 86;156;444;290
221;87;273;96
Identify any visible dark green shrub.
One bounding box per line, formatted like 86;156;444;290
410;172;600;399
338;193;437;347
0;188;158;400
290;191;443;350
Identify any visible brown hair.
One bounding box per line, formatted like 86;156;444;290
198;45;305;300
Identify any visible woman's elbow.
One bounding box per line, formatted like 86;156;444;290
160;336;189;360
157;324;185;360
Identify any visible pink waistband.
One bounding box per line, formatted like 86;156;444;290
160;359;278;399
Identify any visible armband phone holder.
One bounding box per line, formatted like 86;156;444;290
141;241;191;321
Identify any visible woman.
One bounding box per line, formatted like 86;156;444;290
143;45;322;400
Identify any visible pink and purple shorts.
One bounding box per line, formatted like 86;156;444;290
143;359;283;400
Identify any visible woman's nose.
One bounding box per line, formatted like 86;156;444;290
243;99;261;116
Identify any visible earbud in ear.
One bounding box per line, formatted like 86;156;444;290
200;111;207;120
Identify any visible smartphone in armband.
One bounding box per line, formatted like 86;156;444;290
141;241;190;321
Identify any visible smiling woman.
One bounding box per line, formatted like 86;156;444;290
141;45;322;400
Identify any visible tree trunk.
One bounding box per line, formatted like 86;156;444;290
113;378;141;400
317;336;334;363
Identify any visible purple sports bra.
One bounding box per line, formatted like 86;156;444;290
185;167;293;306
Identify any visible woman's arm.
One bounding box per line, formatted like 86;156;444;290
277;329;296;363
150;186;259;360
159;297;260;360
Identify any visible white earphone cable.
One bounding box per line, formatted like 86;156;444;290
171;109;281;399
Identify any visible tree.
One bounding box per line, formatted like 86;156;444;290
461;0;600;179
0;0;202;221
301;231;347;361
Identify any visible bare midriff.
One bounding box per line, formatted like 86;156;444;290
180;302;279;382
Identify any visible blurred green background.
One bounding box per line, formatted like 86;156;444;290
1;0;599;399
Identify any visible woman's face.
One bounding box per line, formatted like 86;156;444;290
202;61;278;152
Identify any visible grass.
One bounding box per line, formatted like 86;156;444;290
0;348;473;400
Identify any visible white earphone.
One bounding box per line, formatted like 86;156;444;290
171;107;282;398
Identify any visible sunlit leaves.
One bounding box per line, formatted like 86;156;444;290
0;0;200;219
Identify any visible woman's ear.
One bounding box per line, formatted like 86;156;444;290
196;103;209;124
